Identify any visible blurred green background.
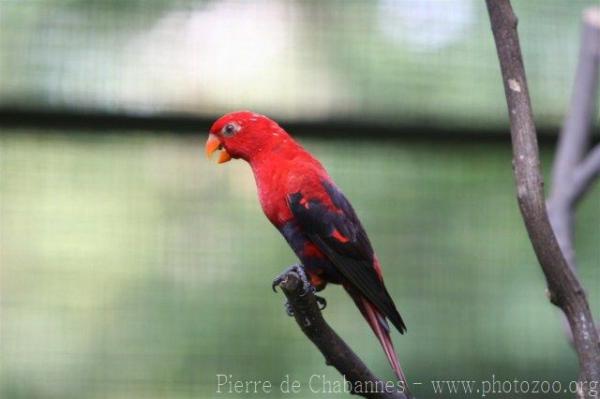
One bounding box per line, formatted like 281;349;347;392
1;1;599;398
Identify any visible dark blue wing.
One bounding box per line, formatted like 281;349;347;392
287;180;406;333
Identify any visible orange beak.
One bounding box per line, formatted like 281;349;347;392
205;134;232;164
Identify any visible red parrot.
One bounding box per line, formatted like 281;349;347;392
206;111;408;385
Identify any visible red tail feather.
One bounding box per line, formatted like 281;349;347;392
346;285;409;393
360;297;407;384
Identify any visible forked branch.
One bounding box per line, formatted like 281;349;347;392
549;6;600;268
485;1;600;397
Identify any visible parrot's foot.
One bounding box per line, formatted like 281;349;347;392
271;264;313;296
315;295;327;310
272;264;316;317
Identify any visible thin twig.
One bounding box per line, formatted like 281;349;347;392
485;1;600;397
276;271;409;399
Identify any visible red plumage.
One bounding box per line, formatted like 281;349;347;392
206;111;408;386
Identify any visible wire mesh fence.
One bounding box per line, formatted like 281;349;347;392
0;0;597;129
2;131;599;398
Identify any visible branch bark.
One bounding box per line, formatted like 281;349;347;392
275;270;410;399
485;1;600;397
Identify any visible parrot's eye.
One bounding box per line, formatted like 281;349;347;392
222;123;240;137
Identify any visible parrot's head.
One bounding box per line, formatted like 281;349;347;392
205;111;286;163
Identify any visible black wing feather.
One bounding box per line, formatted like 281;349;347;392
288;182;406;333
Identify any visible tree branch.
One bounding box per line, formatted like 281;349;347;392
551;7;600;201
485;1;600;397
548;6;600;268
275;270;409;399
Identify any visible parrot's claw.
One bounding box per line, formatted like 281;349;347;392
315;295;327;311
271;279;280;293
271;264;313;295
